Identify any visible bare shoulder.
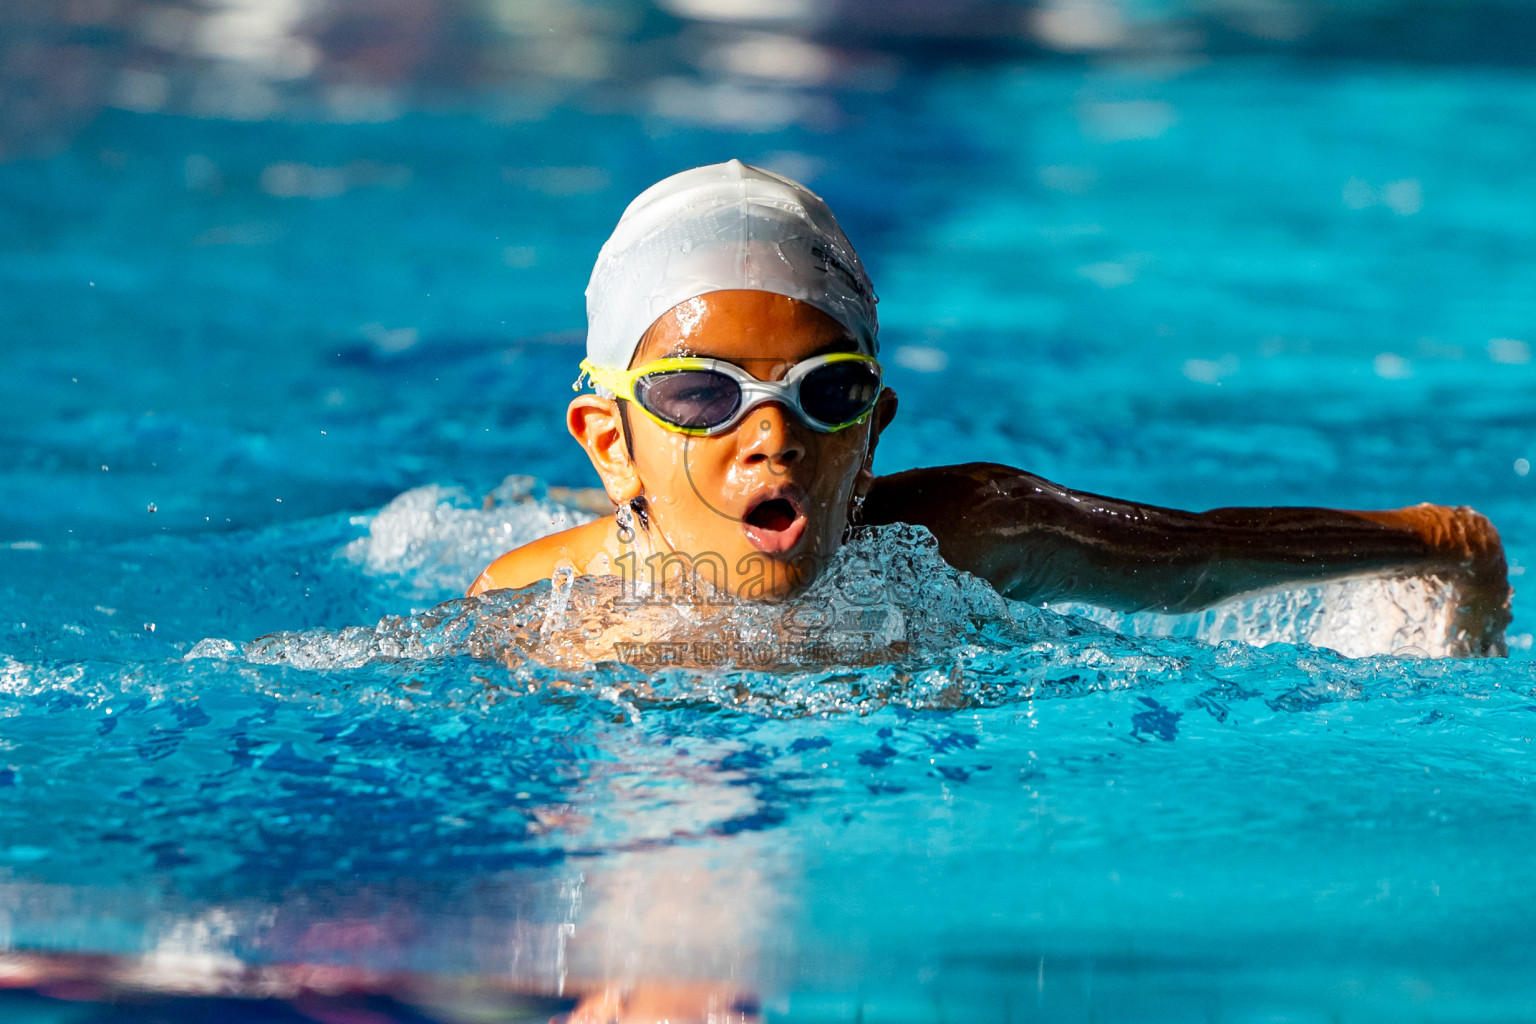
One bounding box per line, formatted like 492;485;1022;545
467;516;617;596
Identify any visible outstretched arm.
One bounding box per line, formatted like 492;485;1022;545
865;463;1511;655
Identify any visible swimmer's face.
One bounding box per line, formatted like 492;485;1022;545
569;290;897;599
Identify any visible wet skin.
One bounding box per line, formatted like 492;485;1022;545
472;291;1511;654
471;290;898;601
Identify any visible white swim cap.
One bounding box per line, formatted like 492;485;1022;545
584;160;879;374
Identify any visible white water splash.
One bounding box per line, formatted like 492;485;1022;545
333;482;1486;660
338;478;596;598
235;524;1221;719
1055;573;1474;658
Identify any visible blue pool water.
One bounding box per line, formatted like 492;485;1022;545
5;6;1536;1020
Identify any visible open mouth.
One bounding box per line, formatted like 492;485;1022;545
741;490;809;554
746;498;798;532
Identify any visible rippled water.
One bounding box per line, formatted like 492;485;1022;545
5;8;1536;1020
6;483;1536;1019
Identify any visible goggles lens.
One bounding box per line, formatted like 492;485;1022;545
798;359;882;425
634;370;743;431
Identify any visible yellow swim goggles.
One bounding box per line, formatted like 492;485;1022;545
579;352;883;437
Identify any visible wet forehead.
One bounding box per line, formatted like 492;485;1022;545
632;290;857;378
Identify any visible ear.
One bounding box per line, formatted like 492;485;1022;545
853;387;899;497
568;395;643;504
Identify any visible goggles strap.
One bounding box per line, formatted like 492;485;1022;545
615;399;638;463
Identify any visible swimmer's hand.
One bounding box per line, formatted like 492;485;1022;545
1352;503;1512;657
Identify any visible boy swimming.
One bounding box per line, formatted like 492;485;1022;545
471;160;1511;657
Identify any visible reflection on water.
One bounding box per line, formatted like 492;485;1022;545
0;947;577;1021
4;0;1535;158
0;834;784;998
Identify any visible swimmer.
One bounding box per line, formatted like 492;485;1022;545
471;160;1511;657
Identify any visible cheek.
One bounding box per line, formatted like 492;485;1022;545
632;429;736;505
806;431;870;493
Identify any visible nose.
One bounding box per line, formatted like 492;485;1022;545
738;402;807;469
